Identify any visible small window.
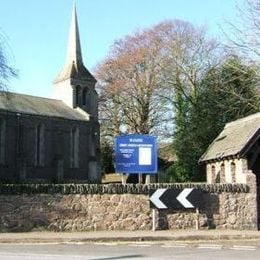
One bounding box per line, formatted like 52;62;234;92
35;124;44;166
220;163;225;183
211;165;216;183
0;118;6;164
70;126;79;168
231;162;236;183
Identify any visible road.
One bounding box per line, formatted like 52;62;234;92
0;241;260;259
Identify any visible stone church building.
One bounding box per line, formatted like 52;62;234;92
0;4;101;183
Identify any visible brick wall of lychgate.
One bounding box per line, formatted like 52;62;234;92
0;181;257;232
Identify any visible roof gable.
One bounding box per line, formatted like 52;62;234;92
199;112;260;163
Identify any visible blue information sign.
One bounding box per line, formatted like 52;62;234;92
115;134;158;174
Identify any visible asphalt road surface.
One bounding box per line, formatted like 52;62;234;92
0;241;260;259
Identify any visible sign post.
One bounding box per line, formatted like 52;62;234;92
149;188;203;230
152;209;156;231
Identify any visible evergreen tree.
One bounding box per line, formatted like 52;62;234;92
170;56;260;181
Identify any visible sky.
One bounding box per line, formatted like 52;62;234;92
0;0;244;98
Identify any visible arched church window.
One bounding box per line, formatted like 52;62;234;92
231;162;236;183
0;118;6;164
82;88;87;105
35;124;44;166
70;126;79;168
75;85;80;106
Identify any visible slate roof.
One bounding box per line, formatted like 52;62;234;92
54;62;96;84
0;92;89;121
199;112;260;163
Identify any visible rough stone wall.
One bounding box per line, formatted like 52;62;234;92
0;194;151;232
0;188;257;232
203;191;257;229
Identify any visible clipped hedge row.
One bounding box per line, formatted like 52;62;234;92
0;183;249;195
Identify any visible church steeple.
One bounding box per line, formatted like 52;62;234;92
54;2;96;84
53;2;98;119
66;1;83;67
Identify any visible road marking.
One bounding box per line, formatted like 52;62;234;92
129;243;152;247
0;252;85;259
94;242;119;246
62;241;86;245
129;245;151;247
230;245;256;251
197;244;222;250
161;244;188;248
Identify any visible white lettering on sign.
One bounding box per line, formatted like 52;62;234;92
130;138;143;142
118;162;135;167
120;143;152;148
119;149;134;153
140;144;152;147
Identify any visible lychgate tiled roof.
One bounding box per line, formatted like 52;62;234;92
199;112;260;163
0;92;89;121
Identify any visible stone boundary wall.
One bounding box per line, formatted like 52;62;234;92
0;183;257;232
0;183;249;195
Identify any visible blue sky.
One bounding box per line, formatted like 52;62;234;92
0;0;243;98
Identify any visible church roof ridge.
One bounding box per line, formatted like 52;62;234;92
0;91;90;121
1;91;61;102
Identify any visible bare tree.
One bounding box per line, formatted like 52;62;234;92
95;25;173;141
158;20;225;108
0;36;17;91
225;0;260;61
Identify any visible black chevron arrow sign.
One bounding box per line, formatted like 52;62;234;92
149;188;203;209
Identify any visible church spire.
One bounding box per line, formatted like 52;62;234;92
66;1;83;67
54;2;96;83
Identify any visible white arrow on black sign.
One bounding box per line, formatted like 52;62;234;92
149;188;168;209
176;188;194;208
149;188;202;209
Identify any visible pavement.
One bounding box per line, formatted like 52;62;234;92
0;229;260;244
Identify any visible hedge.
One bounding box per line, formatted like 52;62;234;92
0;183;249;195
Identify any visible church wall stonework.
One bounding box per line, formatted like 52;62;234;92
0;183;257;232
0;111;99;183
